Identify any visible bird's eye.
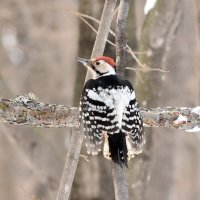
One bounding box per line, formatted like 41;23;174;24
96;61;100;65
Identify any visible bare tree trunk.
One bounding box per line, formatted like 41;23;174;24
71;1;97;198
130;0;184;199
56;1;117;199
72;0;118;199
160;1;200;199
0;132;14;200
196;0;200;104
56;126;84;200
113;0;130;200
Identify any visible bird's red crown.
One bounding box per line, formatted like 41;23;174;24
95;56;116;68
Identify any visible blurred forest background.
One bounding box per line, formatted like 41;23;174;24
0;0;200;200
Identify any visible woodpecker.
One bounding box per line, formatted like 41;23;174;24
76;56;145;167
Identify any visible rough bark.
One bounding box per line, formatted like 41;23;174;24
56;126;83;200
113;0;130;200
72;1;98;198
131;0;184;200
155;1;200;200
72;1;117;199
112;164;129;200
115;0;130;79
0;96;79;128
56;1;117;199
1;97;200;131
86;0;117;80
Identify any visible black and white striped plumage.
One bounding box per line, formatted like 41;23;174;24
77;56;145;167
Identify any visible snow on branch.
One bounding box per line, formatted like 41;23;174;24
0;95;200;132
142;107;200;132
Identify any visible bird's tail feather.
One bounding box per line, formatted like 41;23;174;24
108;132;128;167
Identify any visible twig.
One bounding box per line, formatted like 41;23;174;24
125;45;146;68
77;15;116;47
126;67;169;73
72;9;174;79
135;71;145;84
79;154;90;162
69;10;100;24
70;9;147;68
74;9;167;75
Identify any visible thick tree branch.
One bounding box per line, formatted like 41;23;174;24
0;96;79;128
115;0;130;79
86;0;117;80
56;126;83;200
112;164;129;200
1;97;200;131
114;0;130;200
134;1;184;199
56;0;117;199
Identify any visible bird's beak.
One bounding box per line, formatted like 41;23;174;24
75;57;91;67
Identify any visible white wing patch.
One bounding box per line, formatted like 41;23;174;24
87;86;135;129
81;82;144;157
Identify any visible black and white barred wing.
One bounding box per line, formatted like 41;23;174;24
122;84;145;155
80;86;118;155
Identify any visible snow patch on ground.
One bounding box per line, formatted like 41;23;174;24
144;0;157;15
192;106;200;116
186;126;200;133
174;114;187;125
